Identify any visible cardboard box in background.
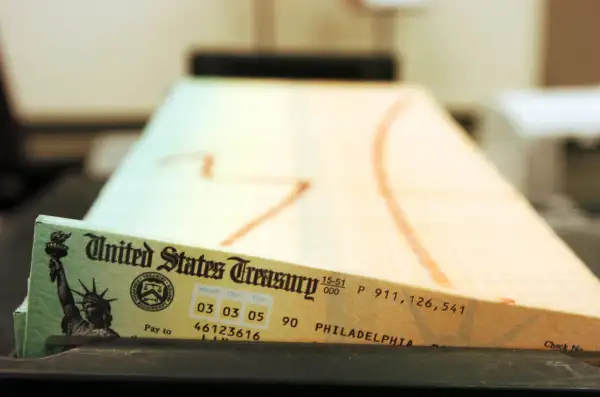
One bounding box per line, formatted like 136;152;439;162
544;0;600;87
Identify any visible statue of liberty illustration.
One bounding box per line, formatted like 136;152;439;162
46;231;119;338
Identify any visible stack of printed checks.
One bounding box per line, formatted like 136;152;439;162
17;79;600;357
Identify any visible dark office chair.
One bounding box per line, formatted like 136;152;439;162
0;56;22;165
0;50;27;207
0;49;71;209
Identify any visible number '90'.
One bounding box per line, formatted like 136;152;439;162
282;317;298;328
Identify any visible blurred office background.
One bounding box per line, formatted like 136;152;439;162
0;0;599;253
0;0;599;354
1;0;544;123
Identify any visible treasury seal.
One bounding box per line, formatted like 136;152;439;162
130;272;175;312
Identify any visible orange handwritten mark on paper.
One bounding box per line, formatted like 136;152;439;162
158;151;214;178
158;150;206;166
159;150;310;246
372;98;453;289
220;180;311;247
202;154;214;179
499;298;516;305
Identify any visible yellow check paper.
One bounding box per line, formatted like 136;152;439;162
23;215;600;358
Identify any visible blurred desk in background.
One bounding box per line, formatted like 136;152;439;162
480;88;600;210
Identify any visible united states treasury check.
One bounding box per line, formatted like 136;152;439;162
22;215;600;357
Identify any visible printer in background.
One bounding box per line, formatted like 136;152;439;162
479;87;600;269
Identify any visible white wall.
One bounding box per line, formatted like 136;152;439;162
0;0;544;119
0;0;253;119
396;0;544;110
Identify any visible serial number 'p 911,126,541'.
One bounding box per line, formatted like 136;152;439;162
372;288;466;315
